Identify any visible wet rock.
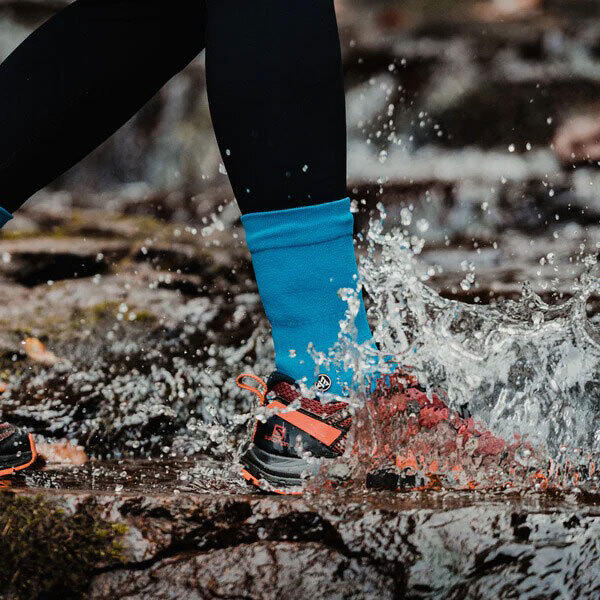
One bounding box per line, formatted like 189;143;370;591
0;246;264;459
0;237;129;286
326;461;353;482
133;243;214;276
417;79;600;150
366;466;420;491
0;4;599;596
0;0;71;28
6;480;600;600
6;0;600;202
472;0;542;21
90;542;396;600
553;112;600;164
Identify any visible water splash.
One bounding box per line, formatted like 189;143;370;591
315;204;600;491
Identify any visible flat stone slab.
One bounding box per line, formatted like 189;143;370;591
5;460;600;599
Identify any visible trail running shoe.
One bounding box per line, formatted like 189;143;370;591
237;372;351;494
0;423;37;477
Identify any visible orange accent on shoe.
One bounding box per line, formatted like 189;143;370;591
395;452;419;470
533;470;549;490
0;433;38;478
264;424;288;447
241;468;303;496
267;400;342;447
236;374;267;406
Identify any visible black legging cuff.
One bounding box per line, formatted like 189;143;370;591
0;0;346;216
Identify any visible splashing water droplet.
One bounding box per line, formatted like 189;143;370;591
313;206;600;490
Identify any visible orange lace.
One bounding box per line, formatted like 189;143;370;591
236;373;267;406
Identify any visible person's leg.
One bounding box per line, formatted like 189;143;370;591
206;0;372;396
0;0;207;477
0;0;207;222
205;0;346;213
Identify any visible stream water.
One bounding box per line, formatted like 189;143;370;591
1;0;599;496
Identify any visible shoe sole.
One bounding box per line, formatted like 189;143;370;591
240;445;320;495
0;433;37;477
241;468;303;495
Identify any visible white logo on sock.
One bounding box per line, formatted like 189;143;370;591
315;374;332;392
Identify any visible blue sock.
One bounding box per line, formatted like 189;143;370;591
0;206;13;229
242;198;373;396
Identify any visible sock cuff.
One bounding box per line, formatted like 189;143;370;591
0;206;13;228
241;198;353;253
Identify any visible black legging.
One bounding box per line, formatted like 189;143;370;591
0;0;346;215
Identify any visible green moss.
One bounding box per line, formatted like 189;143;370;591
90;300;120;321
0;226;71;241
0;210;164;242
130;310;157;323
123;215;163;237
88;302;157;324
0;492;126;600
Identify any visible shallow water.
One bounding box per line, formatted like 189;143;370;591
2;0;600;499
6;458;244;495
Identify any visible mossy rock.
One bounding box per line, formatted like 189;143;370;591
0;492;126;600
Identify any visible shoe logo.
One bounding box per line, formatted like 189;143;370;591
265;424;288;448
315;374;332;392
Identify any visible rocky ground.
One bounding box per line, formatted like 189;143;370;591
2;0;600;598
6;469;600;599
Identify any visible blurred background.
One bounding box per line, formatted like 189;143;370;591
2;0;600;459
2;0;600;300
1;0;600;298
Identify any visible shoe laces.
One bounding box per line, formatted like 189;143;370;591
0;423;15;442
